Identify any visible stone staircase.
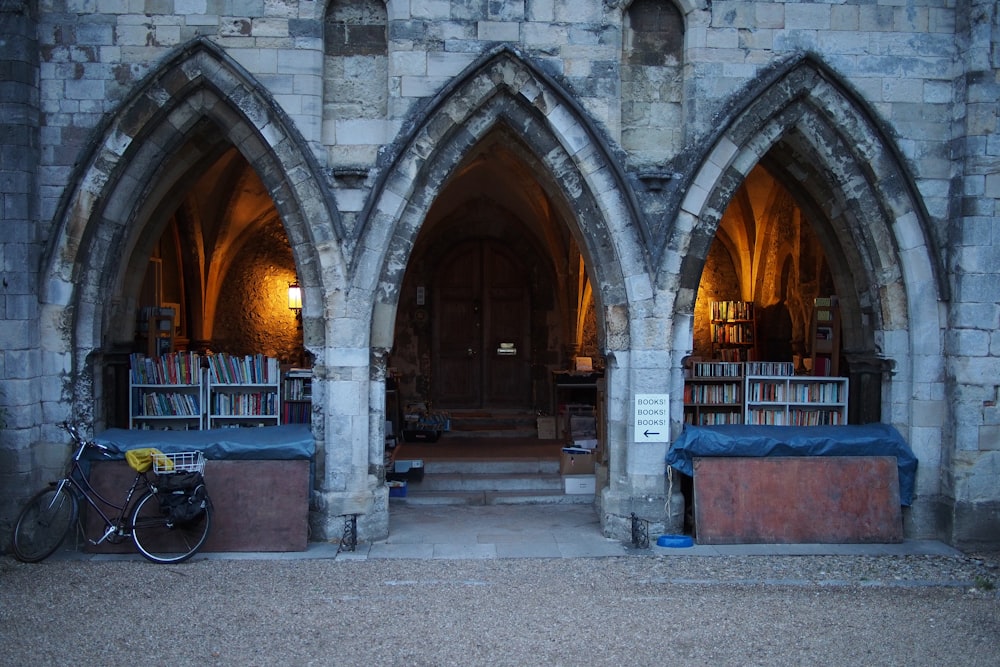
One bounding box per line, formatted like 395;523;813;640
444;408;540;438
393;457;595;506
390;408;594;506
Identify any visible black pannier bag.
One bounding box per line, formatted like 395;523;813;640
156;472;208;527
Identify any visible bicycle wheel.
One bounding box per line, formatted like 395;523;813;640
130;490;211;564
12;485;79;563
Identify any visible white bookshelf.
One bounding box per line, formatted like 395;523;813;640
744;375;848;426
206;353;281;428
683;361;745;425
129;352;204;430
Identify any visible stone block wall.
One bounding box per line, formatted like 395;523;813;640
0;0;996;547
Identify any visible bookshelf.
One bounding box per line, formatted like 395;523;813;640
683;361;745;425
282;368;312;424
810;296;841;376
206;353;281;428
711;300;757;362
744;375;848;426
136;307;176;358
129;352;203;430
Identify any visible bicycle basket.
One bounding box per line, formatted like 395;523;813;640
152;451;206;475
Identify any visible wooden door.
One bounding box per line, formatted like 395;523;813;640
432;240;531;408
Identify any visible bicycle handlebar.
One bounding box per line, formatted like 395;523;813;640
61;421;120;456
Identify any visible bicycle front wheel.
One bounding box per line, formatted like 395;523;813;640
131;491;211;564
12;485;79;563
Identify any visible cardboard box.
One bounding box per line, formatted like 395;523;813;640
388;480;407;497
390;459;424;482
560;448;595;474
564;475;596;495
537;416;557;439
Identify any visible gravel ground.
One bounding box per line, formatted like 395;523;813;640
1;551;998;667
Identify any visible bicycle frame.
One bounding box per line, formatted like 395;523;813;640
53;430;153;546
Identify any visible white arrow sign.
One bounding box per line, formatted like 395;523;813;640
634;394;669;442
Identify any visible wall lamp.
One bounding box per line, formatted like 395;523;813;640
288;282;302;321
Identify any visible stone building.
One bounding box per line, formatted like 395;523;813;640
1;0;998;549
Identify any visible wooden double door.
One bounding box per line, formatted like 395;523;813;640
432;240;532;408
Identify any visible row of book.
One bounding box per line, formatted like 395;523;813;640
789;382;844;403
711;300;754;321
688;361;744;377
129;352;201;385
747;408;846;426
711;322;754;344
283;402;310;423
207;353;280;385
747;381;846;404
283;376;312;401
684;383;741;405
684;411;743;425
138;391;200;417
688;361;799;378
210;391;278;416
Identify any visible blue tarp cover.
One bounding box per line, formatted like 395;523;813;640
666;424;917;505
94;424;315;461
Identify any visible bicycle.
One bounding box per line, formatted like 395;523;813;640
11;422;212;564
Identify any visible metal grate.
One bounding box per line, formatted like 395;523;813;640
630;512;649;549
338;514;358;553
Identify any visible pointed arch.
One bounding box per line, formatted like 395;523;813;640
39;38;343;418
668;54;946;434
351;46;649;353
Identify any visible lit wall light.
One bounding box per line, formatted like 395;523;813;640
288;282;302;320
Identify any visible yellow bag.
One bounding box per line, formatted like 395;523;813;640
125;447;170;473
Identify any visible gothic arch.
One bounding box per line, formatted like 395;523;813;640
39;38;343;422
668;55;945;433
352;47;648;355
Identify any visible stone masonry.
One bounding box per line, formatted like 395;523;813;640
0;0;997;548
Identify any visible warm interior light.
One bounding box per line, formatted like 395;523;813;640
288;282;302;314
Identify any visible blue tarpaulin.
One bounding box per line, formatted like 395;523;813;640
666;424;917;505
94;424;315;461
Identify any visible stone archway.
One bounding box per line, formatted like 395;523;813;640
666;56;947;537
327;47;653;541
38;38;342;431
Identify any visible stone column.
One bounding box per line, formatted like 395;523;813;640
0;0;41;536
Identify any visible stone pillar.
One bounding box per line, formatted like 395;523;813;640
0;0;41;537
947;0;1000;548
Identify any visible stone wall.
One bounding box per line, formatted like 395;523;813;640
0;0;995;548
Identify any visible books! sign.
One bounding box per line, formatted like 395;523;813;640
634;394;669;442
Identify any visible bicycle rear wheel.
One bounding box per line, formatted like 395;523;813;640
130;490;211;563
12;485;79;563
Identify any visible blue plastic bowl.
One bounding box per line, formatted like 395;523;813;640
656;534;694;548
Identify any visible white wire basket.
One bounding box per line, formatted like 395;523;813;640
152;451;206;475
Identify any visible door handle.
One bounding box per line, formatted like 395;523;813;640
466;348;475;357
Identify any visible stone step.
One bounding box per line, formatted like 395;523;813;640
422;459;560;475
393;457;595;506
413;471;563;493
391;489;595;506
445;409;540;438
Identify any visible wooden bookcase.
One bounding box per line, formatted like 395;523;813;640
810;296;841;376
129;352;203;430
711;300;757;362
282;368;312;424
744;375;849;426
206;353;281;428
